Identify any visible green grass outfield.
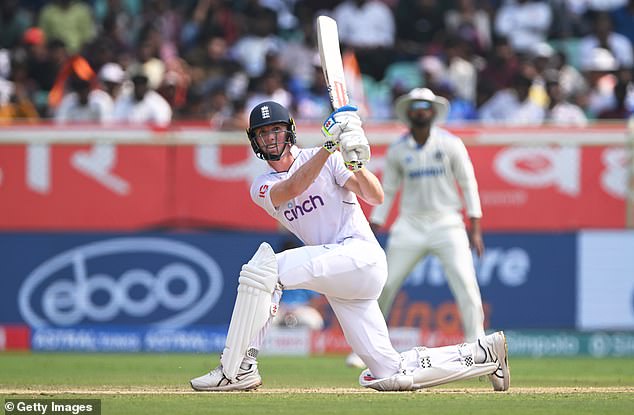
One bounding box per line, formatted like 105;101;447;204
1;353;633;415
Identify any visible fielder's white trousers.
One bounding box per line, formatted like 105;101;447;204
379;214;485;342
276;238;401;378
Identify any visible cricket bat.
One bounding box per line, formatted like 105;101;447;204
316;15;360;166
316;15;350;110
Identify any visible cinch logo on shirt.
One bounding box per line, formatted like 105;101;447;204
283;195;324;221
258;184;269;198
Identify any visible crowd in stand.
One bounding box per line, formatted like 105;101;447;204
1;0;633;128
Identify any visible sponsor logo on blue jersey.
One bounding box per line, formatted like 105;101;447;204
408;166;446;179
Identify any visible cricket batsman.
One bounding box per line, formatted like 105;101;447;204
190;101;510;391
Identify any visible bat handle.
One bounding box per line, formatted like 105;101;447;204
333;104;358;114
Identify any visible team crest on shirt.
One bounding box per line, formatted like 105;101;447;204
434;150;443;160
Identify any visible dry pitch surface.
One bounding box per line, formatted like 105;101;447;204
2;386;634;394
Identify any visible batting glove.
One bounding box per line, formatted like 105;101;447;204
322;105;362;154
340;128;370;172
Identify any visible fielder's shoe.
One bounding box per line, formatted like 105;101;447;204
478;331;510;391
190;362;262;391
345;352;366;369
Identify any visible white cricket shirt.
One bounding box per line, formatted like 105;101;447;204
251;146;377;246
370;127;482;225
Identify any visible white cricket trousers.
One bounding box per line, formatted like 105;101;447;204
276;238;401;378
379;214;485;342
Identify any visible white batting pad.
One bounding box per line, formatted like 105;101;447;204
221;242;279;380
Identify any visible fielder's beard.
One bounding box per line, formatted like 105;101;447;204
409;116;432;128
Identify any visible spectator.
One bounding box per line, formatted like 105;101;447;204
444;36;477;103
38;0;96;54
128;35;166;90
279;18;318;91
552;49;587;101
524;42;555;108
185;34;244;99
82;35;120;77
54;76;110;123
180;0;241;52
294;58;331;120
544;70;588;126
145;0;184;51
394;0;446;59
333;0;395;49
478;36;520;92
580;47;619;117
445;0;492;54
333;0;396;80
230;7;284;78
438;84;479;123
97;62;125;121
548;0;589;38
245;70;292;112
598;79;632;118
113;72;172;125
0;0;31;49
579;11;633;69
23;33;69;115
158;70;187;111
206;87;239;128
419;55;450;92
92;0;140;51
494;0;552;55
0;71;39;124
478;72;545;124
611;0;634;46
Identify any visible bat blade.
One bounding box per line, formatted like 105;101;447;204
316;15;350;110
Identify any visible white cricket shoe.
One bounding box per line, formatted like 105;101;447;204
479;331;510;391
190;362;262;391
345;352;366;369
359;368;414;391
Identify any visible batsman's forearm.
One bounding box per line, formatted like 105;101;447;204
369;188;395;225
270;148;331;206
353;168;384;205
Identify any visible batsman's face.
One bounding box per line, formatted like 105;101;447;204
407;100;435;127
255;122;291;157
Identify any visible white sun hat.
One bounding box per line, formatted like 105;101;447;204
98;62;125;84
394;87;450;126
581;48;618;72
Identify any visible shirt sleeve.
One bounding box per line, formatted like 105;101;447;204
370;143;402;225
450;138;483;218
250;174;280;217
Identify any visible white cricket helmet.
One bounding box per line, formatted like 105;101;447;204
394;87;450;126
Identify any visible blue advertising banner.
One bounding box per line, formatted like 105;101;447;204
0;231;576;335
0;232;290;328
378;232;577;330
